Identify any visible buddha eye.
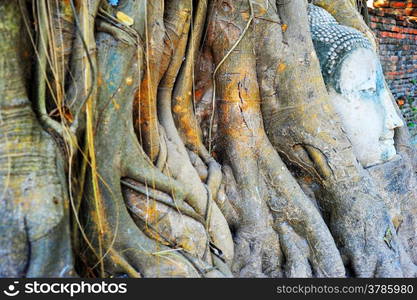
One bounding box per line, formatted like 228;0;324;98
359;87;376;96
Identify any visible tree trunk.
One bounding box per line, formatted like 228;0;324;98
1;0;416;278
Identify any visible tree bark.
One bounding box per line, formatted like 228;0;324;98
0;0;74;277
0;0;416;278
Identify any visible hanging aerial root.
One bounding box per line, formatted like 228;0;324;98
35;0;66;137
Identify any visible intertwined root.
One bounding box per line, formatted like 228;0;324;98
78;8;234;276
5;0;415;278
199;0;415;277
218;151;346;278
83;133;230;277
202;0;347;277
327;187;404;277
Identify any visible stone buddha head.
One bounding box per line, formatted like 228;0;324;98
308;4;404;168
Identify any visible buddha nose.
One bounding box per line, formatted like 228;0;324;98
381;87;404;130
386;111;404;130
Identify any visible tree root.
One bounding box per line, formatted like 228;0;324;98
257;0;407;277
0;1;75;277
205;0;345;277
80;4;232;276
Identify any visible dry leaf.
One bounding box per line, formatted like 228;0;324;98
116;11;134;26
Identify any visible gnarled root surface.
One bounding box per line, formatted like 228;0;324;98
0;1;74;277
3;0;416;278
81;1;232;278
256;0;408;277
203;1;345;277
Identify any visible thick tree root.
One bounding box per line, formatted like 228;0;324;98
256;0;407;277
4;0;416;279
81;6;232;276
205;0;345;277
0;1;75;277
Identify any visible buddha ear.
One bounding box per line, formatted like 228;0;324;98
327;86;339;96
325;69;342;95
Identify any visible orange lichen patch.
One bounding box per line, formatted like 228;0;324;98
136;76;156;125
134;75;160;161
172;95;203;150
97;74;103;87
182;127;200;147
216;69;264;145
254;4;268;17
281;24;288;32
222;78;262;111
182;127;201;148
144;202;160;224
172;99;186;114
219;124;250;139
277;63;287;72
194;89;204;102
125;76;133;86
302;175;315;185
112;99;120;110
241;12;250;21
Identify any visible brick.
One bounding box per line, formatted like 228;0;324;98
390;1;407;9
374;0;391;8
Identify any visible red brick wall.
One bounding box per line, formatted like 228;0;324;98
373;0;417;16
369;1;417;140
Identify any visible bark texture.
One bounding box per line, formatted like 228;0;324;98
0;0;416;278
0;1;74;277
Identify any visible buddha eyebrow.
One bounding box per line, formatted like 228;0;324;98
351;79;377;92
338;71;376;93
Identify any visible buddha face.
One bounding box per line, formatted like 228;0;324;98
328;48;404;168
